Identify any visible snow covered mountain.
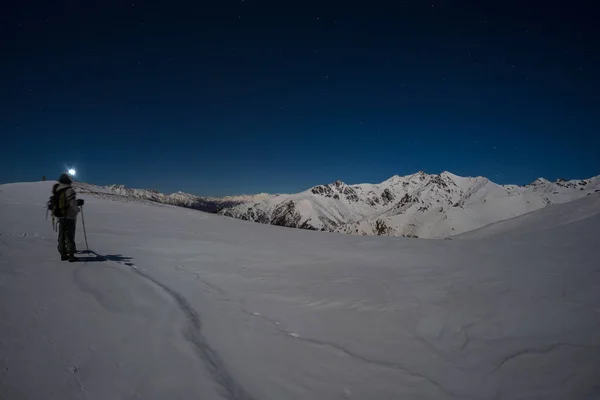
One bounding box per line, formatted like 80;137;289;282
75;182;269;214
71;172;600;239
219;171;600;238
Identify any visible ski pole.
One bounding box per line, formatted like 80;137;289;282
80;205;90;254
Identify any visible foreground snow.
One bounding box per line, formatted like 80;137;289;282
1;182;599;399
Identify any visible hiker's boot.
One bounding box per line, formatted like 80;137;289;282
61;253;69;261
68;253;76;263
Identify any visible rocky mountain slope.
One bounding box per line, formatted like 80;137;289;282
218;171;600;238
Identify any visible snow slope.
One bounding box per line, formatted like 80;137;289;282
457;191;600;239
220;172;600;238
1;181;600;399
76;182;269;213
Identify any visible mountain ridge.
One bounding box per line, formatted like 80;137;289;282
218;171;600;238
73;171;600;238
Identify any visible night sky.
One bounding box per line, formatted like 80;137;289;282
2;0;599;196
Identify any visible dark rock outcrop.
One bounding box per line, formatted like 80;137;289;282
311;181;360;203
311;185;334;197
271;201;302;228
381;188;395;204
374;219;393;236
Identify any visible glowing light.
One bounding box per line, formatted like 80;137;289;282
68;169;76;176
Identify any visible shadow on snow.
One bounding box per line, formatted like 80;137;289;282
76;250;134;265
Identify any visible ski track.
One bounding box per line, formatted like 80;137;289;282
237;302;468;399
0;232;44;240
490;342;600;374
67;366;90;400
82;250;258;400
175;265;227;296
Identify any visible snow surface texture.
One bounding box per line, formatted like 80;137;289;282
1;181;600;399
218;171;600;238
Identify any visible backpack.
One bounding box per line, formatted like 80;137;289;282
47;187;69;218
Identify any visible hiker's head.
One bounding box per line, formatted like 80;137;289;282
58;173;72;185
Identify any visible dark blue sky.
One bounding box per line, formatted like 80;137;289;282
2;0;599;196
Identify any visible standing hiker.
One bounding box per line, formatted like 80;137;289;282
49;173;84;262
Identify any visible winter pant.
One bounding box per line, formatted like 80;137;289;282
57;218;76;255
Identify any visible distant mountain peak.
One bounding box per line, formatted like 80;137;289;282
108;184;126;189
528;177;551;186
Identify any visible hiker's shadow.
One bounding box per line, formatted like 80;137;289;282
76;251;134;266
